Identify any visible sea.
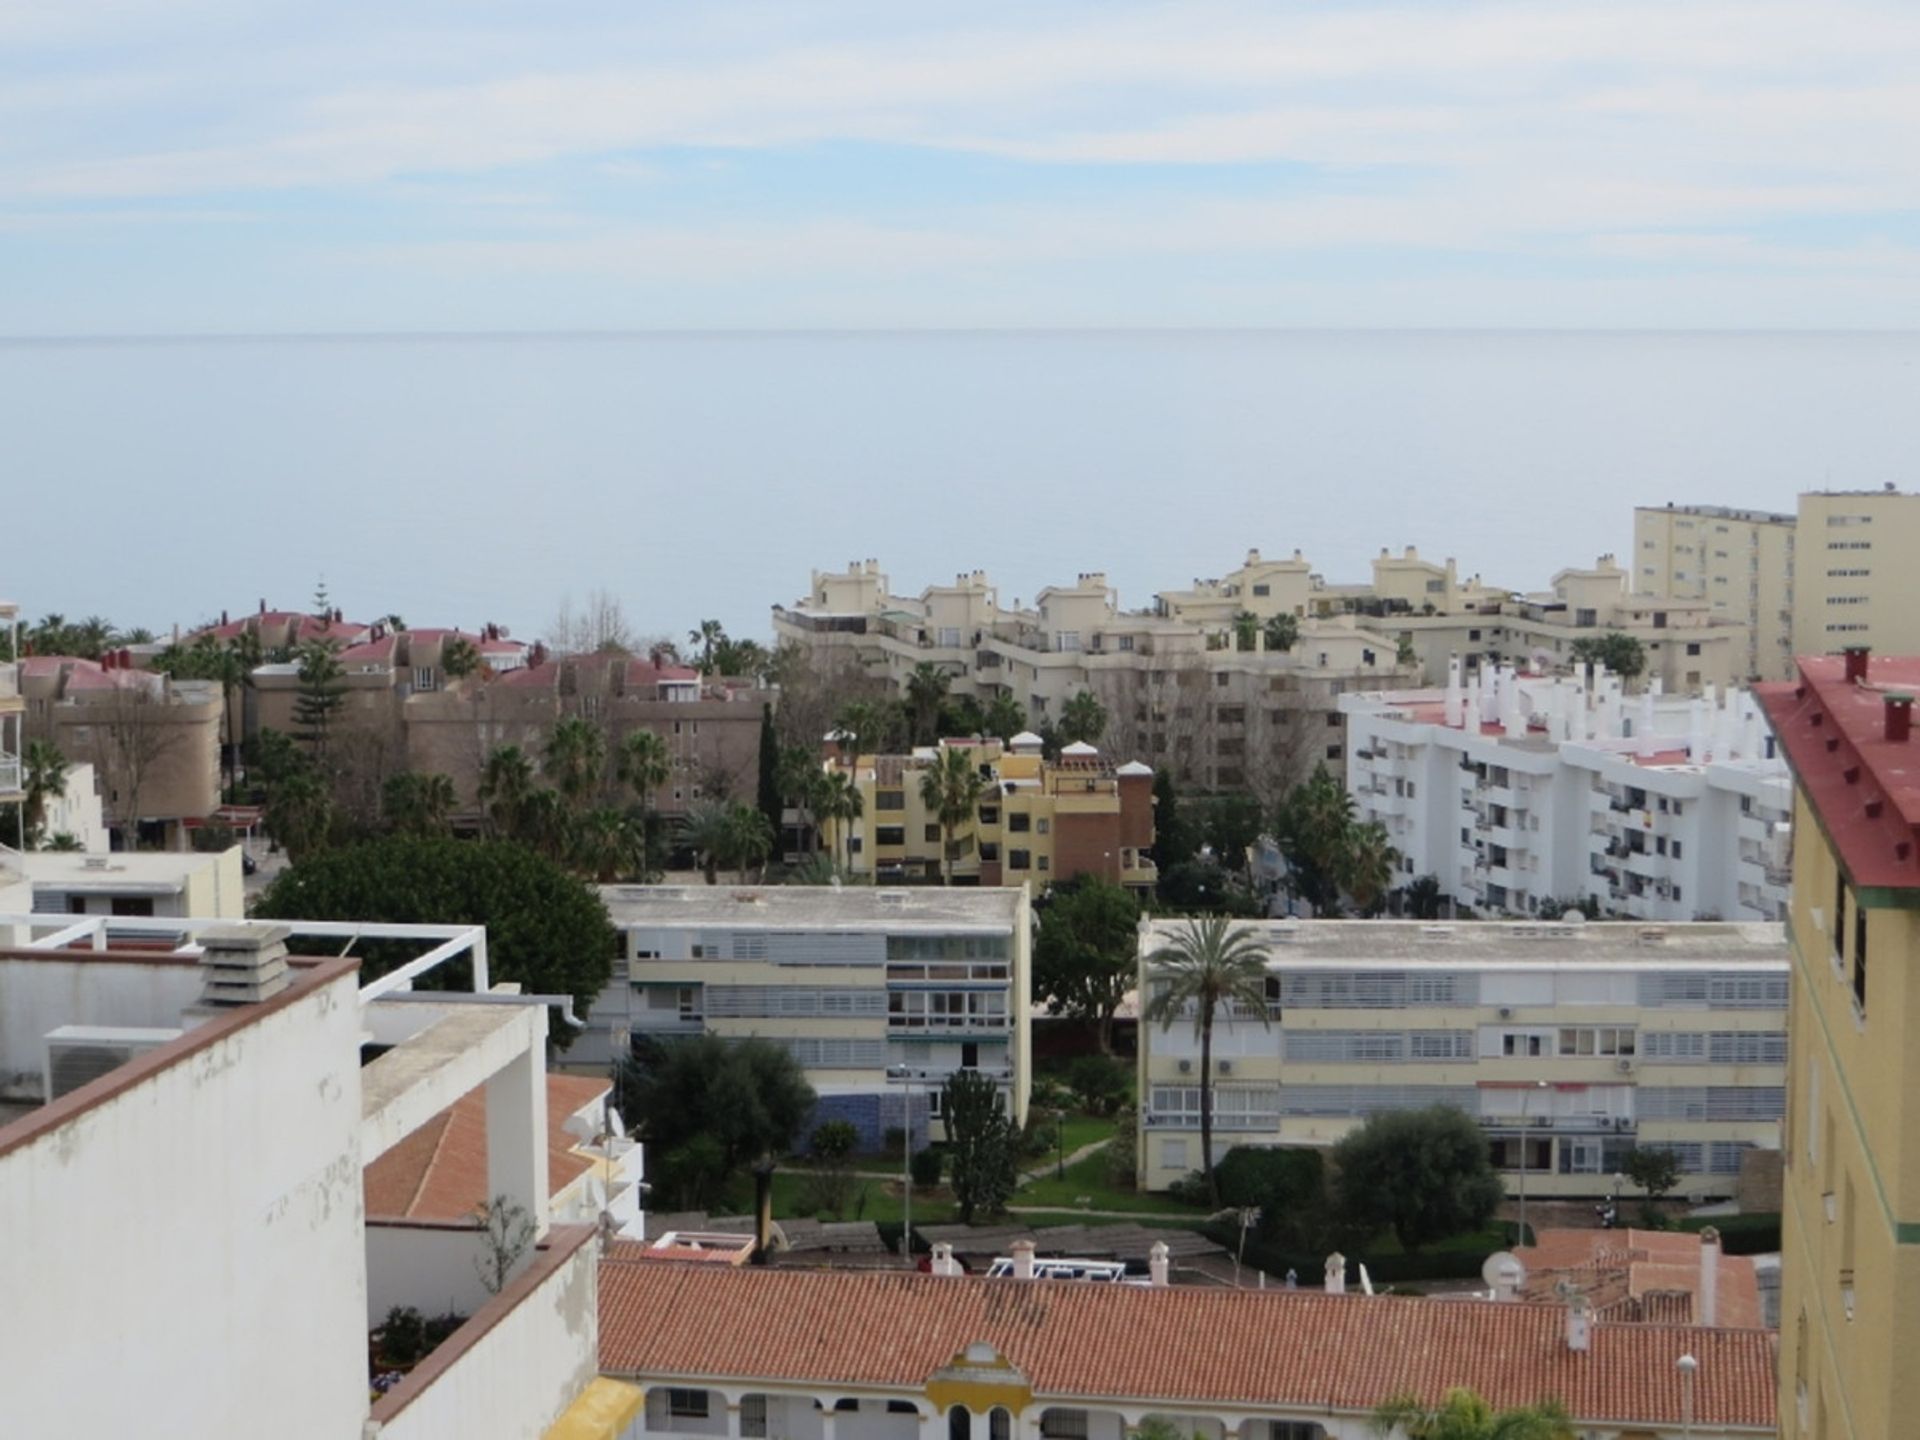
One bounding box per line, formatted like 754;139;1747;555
4;329;1917;640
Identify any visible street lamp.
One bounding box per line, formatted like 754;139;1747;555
1676;1353;1698;1440
887;1064;917;1268
1054;1108;1066;1181
1516;1079;1548;1245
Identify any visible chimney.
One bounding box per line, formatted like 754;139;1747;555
1149;1241;1170;1287
1844;645;1871;683
1010;1239;1036;1280
931;1242;960;1278
1494;1257;1522;1301
1698;1226;1721;1327
1887;694;1913;745
1566;1296;1594;1353
1324;1252;1347;1295
190;924;292;1011
752;1161;776;1264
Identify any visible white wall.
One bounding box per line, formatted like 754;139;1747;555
374;1232;599;1440
365;1221;496;1326
0;968;371;1439
0;956;203;1098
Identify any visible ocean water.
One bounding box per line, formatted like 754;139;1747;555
4;330;1917;640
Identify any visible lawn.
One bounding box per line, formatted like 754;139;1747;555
1013;1145;1211;1218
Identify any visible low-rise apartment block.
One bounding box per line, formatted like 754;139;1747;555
576;886;1031;1143
1343;663;1791;922
821;735;1156;892
1134;918;1787;1198
22;845;245;920
0;913;637;1439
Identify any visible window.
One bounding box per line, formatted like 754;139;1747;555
1687;643;1701;656
876;826;907;846
876;790;906;811
1832;873;1847;962
667;1390;710;1419
1326;744;1342;760
978;805;999;825
979;842;1000;862
110;896;154;918
1327;712;1342;728
990;1410;1011;1440
938;626;961;647
1008;812;1031;832
1159;1138;1189;1170
1252;583;1271;597
1041;1412;1090;1440
412;666;437;691
1557;1027;1636;1057
1854;904;1868;1013
1008;849;1031;870
950;1408;971;1440
924;824;941;843
741;1399;769;1438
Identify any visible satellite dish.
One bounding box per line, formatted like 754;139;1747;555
1481;1251;1527;1290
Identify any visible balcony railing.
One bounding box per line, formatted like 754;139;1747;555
0;757;18;795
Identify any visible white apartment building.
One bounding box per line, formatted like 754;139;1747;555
23;844;246;920
1633;504;1796;682
1134;918;1788;1199
0;912;640;1440
575;886;1032;1144
1342;661;1791;923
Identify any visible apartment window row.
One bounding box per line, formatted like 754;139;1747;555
885;961;1010;984
1827;623;1870;633
1282;1029;1475;1063
886;935;1010;961
778;1036;888;1069
1826;514;1873;526
1275;1084;1480;1117
1826;595;1868;606
703;986;886;1018
1826;568;1871;578
1557;1026;1636;1057
1148;1084;1282;1126
1635;972;1788;1009
1637;1140;1752;1176
887;989;1009;1030
1640;1030;1789;1064
1636;1085;1786;1121
1277;970;1479;1009
1827;540;1872;551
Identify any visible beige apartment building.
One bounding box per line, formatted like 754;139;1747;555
1633;504;1797;682
1135;918;1788;1198
821;734;1156;891
16;654;221;850
0;601;22;842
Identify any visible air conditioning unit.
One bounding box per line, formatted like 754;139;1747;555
1615;1058;1634;1073
1498;1006;1514;1020
1177;1059;1193;1075
43;1025;184;1101
1217;1060;1234;1076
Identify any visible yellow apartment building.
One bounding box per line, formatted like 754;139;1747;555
821;735;1157;893
0;600;22;839
1134;918;1787;1196
1790;487;1920;663
1634;504;1797;682
576;885;1032;1145
1757;648;1920;1440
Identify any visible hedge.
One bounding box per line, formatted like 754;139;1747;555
1202;1220;1533;1286
1676;1213;1781;1254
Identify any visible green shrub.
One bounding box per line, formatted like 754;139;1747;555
811;1120;858;1162
1106;1107;1138;1189
1065;1055;1130;1116
910;1147;944;1188
1677;1213;1780;1254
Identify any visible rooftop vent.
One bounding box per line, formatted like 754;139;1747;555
1844;646;1871;683
192;924;292;1010
1888;693;1914;745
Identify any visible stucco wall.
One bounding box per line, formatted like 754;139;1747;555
0;967;370;1439
365;1220;496;1326
0;955;202;1098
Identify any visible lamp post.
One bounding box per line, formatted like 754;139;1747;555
887;1064;916;1267
1677;1353;1698;1440
1516;1079;1548;1245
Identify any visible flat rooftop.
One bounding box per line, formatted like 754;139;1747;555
1140;918;1786;966
21;850;228;893
599;884;1024;931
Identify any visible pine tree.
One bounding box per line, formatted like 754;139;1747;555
755;703;784;861
292;640;347;757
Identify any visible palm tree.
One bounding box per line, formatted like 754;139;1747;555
983;693;1027;743
918;745;985;885
1057;690;1107;747
544;716;607;810
906;662;953;746
777;746;826;854
267;767;332;862
478;744;537;839
833;699;886;773
723;803;775;883
1232;610;1260;652
1263;612;1300;654
574;807;645;882
817;768;864;879
1342;820;1400;915
1143;917;1275;1205
517;788;573;862
21;740;69;848
1371;1388;1574;1440
682;801;733;885
687;620;726;673
224;630;263;792
384;771;456;836
616;729;672;872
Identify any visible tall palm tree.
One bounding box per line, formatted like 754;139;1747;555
983;693;1027;743
833;699;886;773
544;716;607;810
906;662;953;746
478;744;537;839
687;619;726;673
817;768;864;879
1143;917;1275;1205
574;807;645;882
1371;1388;1574;1440
616;728;672;873
517;787;573;862
723;803;775;883
682;801;733;885
1342;820;1400;916
1263;612;1300;653
384;771;456;836
224;630;263;791
267;767;332;862
1058;690;1107;747
21;740;69;848
918;745;985;885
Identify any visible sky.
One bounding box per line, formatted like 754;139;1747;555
6;0;1920;333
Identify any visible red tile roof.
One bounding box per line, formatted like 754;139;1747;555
363;1074;611;1219
597;1265;1776;1430
1755;654;1920;889
1514;1229;1764;1330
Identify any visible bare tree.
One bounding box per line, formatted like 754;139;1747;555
95;685;191;849
545;589;636;656
329;715;407;833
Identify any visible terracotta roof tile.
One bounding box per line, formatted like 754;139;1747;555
598;1265;1776;1430
1513;1229;1763;1331
364;1075;610;1220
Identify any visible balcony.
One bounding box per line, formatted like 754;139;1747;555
1476;1113;1636;1135
0;667;17;700
0;757;18;797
